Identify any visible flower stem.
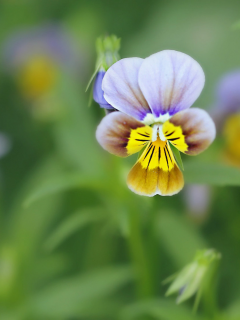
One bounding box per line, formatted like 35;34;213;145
128;206;153;299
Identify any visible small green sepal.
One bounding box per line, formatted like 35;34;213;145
169;142;184;171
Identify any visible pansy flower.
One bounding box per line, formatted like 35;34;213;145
96;50;216;196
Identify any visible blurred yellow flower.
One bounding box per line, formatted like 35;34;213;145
223;113;240;166
17;56;58;99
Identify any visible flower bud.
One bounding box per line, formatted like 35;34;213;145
165;249;221;304
93;70;113;109
92;35;121;110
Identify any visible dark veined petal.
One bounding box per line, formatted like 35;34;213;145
102;58;152;121
96;112;147;157
167;108;216;155
127;138;184;196
138;50;205;117
127;163;184;197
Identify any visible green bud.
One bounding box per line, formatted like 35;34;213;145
95;35;121;71
86;34;121;94
165;249;221;304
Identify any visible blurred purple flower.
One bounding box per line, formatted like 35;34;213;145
211;70;240;166
184;184;212;221
212;70;240;128
3;24;82;75
93;71;114;109
2;23;87;109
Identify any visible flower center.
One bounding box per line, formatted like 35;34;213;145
152;124;166;142
142;113;171;126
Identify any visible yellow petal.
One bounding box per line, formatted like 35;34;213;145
126;125;152;155
127;162;159;196
223;113;240;160
127;139;184;196
138;137;175;172
127;161;184;196
158;164;184;196
162;120;188;153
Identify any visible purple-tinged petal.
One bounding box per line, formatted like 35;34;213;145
169;108;216;155
138;50;205;117
96;111;145;157
93;71;114;109
184;184;211;219
211;70;240;130
215;70;240;114
102;58;152;121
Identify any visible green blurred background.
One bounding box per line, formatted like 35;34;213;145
1;0;240;319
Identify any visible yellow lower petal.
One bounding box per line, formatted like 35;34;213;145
127;162;159;196
126;124;186;196
158;164;184;196
127;161;184;196
138;137;175;172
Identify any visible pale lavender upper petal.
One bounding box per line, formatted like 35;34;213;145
138;50;205;117
102;58;152;121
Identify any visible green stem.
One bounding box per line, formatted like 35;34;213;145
193;287;202;314
128;206;153;299
202;262;220;318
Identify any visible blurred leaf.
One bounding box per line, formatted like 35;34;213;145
185;162;240;186
7;156;66;258
24;173;105;207
120;298;203;320
69;298;123;319
232;19;240;30
53;73;105;173
30;265;133;318
33;254;70;286
44;207;107;251
223;297;240;320
156;211;206;268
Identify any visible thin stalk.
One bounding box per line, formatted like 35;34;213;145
202;261;220;318
128;205;153;299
